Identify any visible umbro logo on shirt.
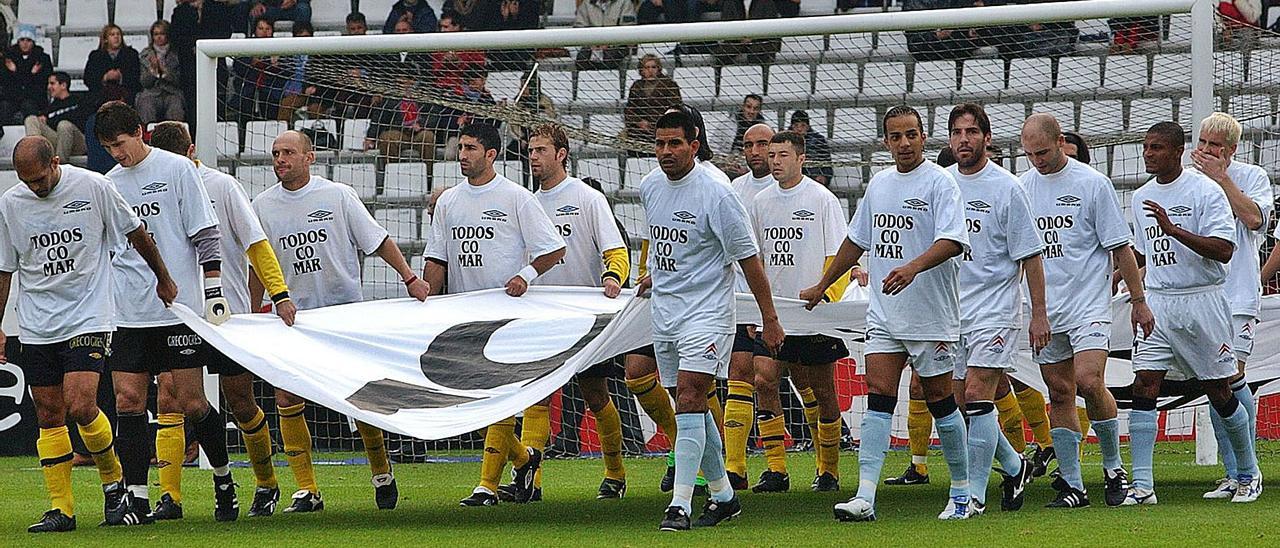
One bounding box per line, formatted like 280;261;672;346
555;205;580;216
62;200;92;214
672;210;697;225
482;209;508;222
141;182;168;195
1168;205;1193;216
903;198;929;211
307;209;334;222
1056;195;1081;206
966;200;992;213
792;209;815;220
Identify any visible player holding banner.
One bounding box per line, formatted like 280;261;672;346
1;136;174;533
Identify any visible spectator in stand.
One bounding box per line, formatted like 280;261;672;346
171;0;234;129
24;71;89;158
716;0;783;65
365;74;436;163
277;21;321;121
574;0;637;71
428;14;485;96
236;0;311;33
137;20;185;125
504;71;555;160
440;0;502;31
84;24;142;105
789;110;832;186
904;0;979;61
438;68;498;160
382;0;438;34
231;17;286;121
982;0;1077;58
623;54;680;150
730;93;765;153
490;0;539;71
1;24;52;124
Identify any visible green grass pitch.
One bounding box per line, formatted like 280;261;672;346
3;445;1277;547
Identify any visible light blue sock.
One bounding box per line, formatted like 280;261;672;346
1209;404;1238;478
671;412;706;514
1233;380;1257;441
994;427;1023;477
1050;427;1084;491
965;408;998;505
700;411;734;502
1092;417;1123;471
856;410;892;506
1128;409;1158;492
935;409;970;500
1221;404;1260;479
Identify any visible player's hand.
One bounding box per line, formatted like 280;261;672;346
852;266;869;287
760;318;785;355
406;277;431;301
204;277;231;325
1191;149;1229;184
1131;300;1155;339
275;299;297;326
799;284;826;310
155;277;178;307
1029;311;1051;354
636;275;652;297
1141;200;1177;235
603;277;622;299
746;324;757;339
882;264;919;295
506;275;529;297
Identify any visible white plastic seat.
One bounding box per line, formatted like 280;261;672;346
781;36;825;56
587;114;624;143
374;208;420;243
0;170;22;194
1128;98;1172;133
18;1;60;26
57;37;100;74
719;65;764;102
0;127;25;165
675;66;717;103
432;161;463;191
216;121;239;156
1259;140;1280;179
1103;55;1148;90
613;202;647;253
383;162;429;199
1008;58;1052;95
624;157;658;188
833;108;878;139
861;62;906;99
984;103;1027;138
309;0;351;26
1079;100;1124;134
115;0;164;29
1215;52;1245;87
486;72;524;103
812;63;859;101
577;70;623;103
701;111;736;156
65;0;110;30
342;119;372;151
1248;49;1279;88
1109;143;1146;179
332;164;379;201
1229;95;1274;129
959;59;1005;95
244;121;287;156
576;158;622;193
912;61;957;97
766;64;813;102
830;166;862;192
235;166;278;198
539;71;574;105
1055;56;1102;92
494;160;523;183
294;119;339;149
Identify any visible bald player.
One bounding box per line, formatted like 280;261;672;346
2;137;174;532
252;130;429;513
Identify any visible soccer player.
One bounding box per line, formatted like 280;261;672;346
0;137;173;532
149;122;299;518
94;101;234;524
524;124;631;500
643;109;783;531
1019;113;1153;508
750;130;850;493
803;105;972;522
1190;113;1270;500
944;104;1046;513
1125;121;1260;505
422;123;565;507
252;130;429;512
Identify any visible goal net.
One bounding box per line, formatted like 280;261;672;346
194;0;1280;460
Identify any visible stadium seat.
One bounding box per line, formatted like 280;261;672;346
0;170;21;194
359;0;401;22
1128;98;1173;132
871;31;909;58
701;110;736;155
959;59;1005;95
984;103;1027;137
867;150;892;177
1248;49;1279;88
860;62;906;100
1259;140;1280;177
812;63;859;102
64;0;110;30
624;157;658;187
235;165;278;198
540;71;574;106
1103;55;1149;90
115;0;164;29
1032;101;1076;132
0;127;23;166
310;163;329;180
674;66;718;104
576;158;622;193
57;37;100;74
826;33;873;56
1054;56;1101;93
1165;14;1192;43
765;63;813;102
780;36;825;57
1214;51;1245;87
1007;58;1052;97
18;0;60;27
1150;53;1190;92
911;60;957;97
1109;143;1144;179
719;65;764;103
342;119;372;151
832;107;878;139
487;71;524;103
830;166;861;192
332;163;379;201
1079;100;1124;134
494;160;524;183
613;202;647;250
309;0;351;26
587;113;624;142
1229;95;1275;129
384;162;429;199
244;121;287;156
577;70;624;104
432;161;463;190
295;119;339;149
215;121;240;156
374;208;421;243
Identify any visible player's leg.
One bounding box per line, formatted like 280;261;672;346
1125;369;1164;505
993;375;1027;453
497;396;551;503
964;366;1030;513
26;342;78;533
834;347;908;522
801;358;843;492
1203;375;1261;503
1208;315;1258;499
915;343;970;521
106;328;158;524
59;335;125;521
275;388;323;512
723;336;757;490
1010;376;1055;475
219;369;281;517
1073;344;1126;507
1192;304;1260;503
580;371;627;499
354;420;397;509
887;370;931;486
1037;330;1088;507
751;354;790;492
624;349;679;491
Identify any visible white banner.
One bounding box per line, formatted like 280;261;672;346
175;288;1280;440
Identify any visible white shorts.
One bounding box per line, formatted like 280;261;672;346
1132;289;1236;382
863;328;957;379
953;327;1019;381
1232;314;1256;361
654;332;733;388
1035;321;1111;365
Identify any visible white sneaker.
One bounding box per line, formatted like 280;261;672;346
938;496;972;520
1232;476;1261;503
1203;478;1238;500
1121;488;1158;506
833;497;876;522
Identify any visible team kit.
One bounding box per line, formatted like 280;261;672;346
0;99;1268;533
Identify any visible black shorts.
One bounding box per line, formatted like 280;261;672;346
760;334;848;366
108;325;209;375
626;344;656;358
732;324;756;354
577;356;623;379
19;332;110;387
208;347;250;377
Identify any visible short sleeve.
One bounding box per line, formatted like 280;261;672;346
1092;179;1132;250
223;177;268;252
1242;167;1274;234
1202;185;1238;246
0;206;17;273
517;195;566;259
176;159;218;237
98;179;144;253
822;191;845;256
932;178;970;252
341;185;390;254
848;196;871;250
1005;184;1043;261
588;192;625;252
711;193;758;263
1131;191;1149;256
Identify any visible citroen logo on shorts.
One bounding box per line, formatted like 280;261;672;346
1241;323;1253;341
1219;344;1232;356
702;342;719;361
987;335;1006;352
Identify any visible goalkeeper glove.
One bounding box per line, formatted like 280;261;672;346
204;277;231;325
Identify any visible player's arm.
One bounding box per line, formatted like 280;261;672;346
1140;200;1233;263
1113;243;1154;338
1192;148;1263;230
740;254;784;353
1022;254;1051;353
882;238;963;296
0;270;10;362
246;240;295;325
801;237;864;309
1262;242;1280;285
507;246;567;297
822;255;851;302
129;226;178;307
506;199;568;297
601;246;628;298
374;236;431;301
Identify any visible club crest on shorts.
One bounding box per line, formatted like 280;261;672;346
1240;323;1253;341
932;342;952;361
986;334;1006;352
702;342;719;361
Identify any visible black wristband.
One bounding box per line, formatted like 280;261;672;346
201;260;221;273
270;291;291;305
601;271;622;283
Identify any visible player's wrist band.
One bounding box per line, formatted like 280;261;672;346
202;260;221;273
270;291;291;305
517;265;539;283
404;275;419;287
203;276;223;298
601;272;622;283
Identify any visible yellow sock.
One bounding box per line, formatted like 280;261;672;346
1077;406;1091;459
356;421;391;476
278;403;318;494
156;413;185;504
907;399;931;475
596;400;625;481
817;416;842;478
37;426;74;516
520;405;550;488
1016;387;1052;447
758;415;788;473
707;390;724;434
723;380;754;477
994;391;1027;453
480;418;516;492
77;410;122;486
799;388;821;446
236;407;278;489
626;373;677;440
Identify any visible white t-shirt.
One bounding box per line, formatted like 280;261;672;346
642;162;758;340
253;176;388;310
731;171;773;292
848;160;968;341
949;162;1043;331
534;177;626;288
1215;161;1273;316
425;173;565;294
750;176;845;303
1132;169;1236;292
0;165;142;343
201;163;268;315
108;148;218;327
1020;158;1132;332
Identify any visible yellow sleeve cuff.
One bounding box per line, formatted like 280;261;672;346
247;240;291;304
601;246;630;285
824;255;851;303
638;239;650;280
